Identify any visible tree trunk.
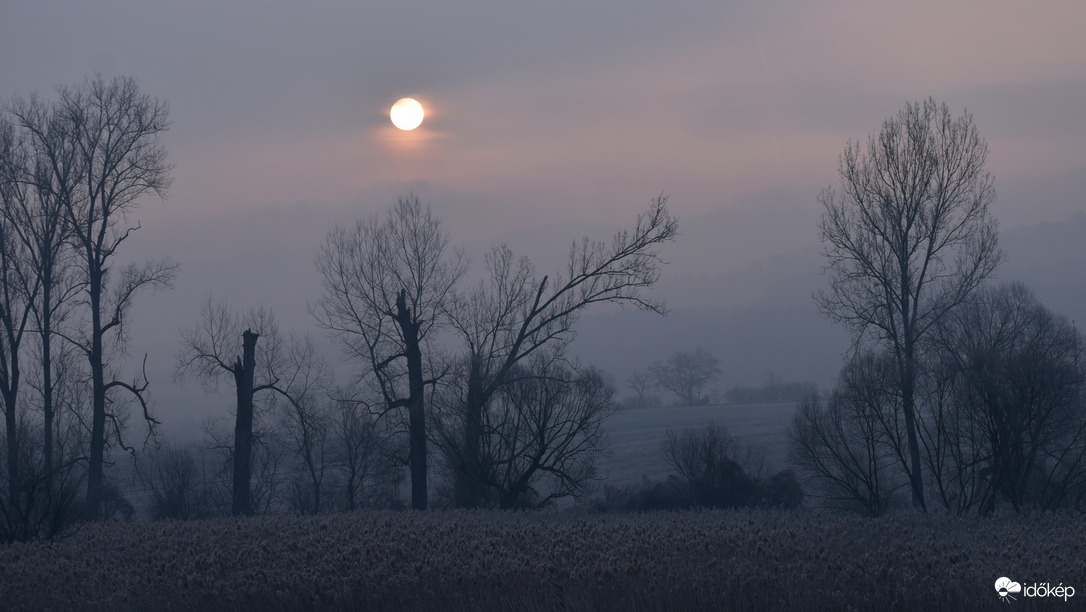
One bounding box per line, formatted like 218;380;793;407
40;286;54;491
85;273;106;521
231;329;259;516
37;224;59;494
395;290;427;510
0;303;18;504
3;386;17;505
455;359;486;508
346;462;358;512
901;339;927;512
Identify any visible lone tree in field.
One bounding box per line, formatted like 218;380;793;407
627;370;653;407
650;348;721;406
816;98;1003;511
314;195;466;511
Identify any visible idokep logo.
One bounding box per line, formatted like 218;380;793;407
995;577;1076;603
995;577;1022;602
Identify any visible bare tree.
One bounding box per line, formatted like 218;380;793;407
0;334;89;541
661;422;763;508
662;422;739;484
313;195;466;510
816;98;1004;510
649;347;721;406
444;196;677;506
434;350;615;508
788;353;909;516
927;282;1086;513
626;370;654;408
10;76;175;519
327;393;403;511
202;419;286;516
178;298;322;515
2;100;83;501
273;337;333;514
136;444;214;521
0;118;36;507
0;108;85;537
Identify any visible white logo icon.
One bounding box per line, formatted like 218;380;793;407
995;577;1022;602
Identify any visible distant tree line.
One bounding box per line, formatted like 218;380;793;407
627;352;816;407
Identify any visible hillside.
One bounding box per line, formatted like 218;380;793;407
598;402;797;486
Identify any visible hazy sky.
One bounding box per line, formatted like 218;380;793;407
3;1;1085;441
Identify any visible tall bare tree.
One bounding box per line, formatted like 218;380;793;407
0;118;36;506
2;100;82;493
1;102;87;539
816;98;1003;510
313;195;466;510
178;298;324;516
445;196;677;506
11;76;176;519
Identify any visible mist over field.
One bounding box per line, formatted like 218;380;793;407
3;1;1086;610
113;210;1086;443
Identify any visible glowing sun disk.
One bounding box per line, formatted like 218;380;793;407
390;98;424;130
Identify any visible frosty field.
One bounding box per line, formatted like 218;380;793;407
598;402;797;485
5;400;1083;611
2;509;1083;611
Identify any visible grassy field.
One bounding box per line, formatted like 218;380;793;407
2;508;1082;611
7;402;1086;611
598;402;798;486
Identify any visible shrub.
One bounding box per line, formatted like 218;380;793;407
761;470;804;509
594;475;693;512
137;446;216;521
661;422;781;509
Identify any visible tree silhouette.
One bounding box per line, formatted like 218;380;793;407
178;298;325;515
650;348;721;406
443;196;677;506
314;195;466;510
8;76;175;520
816;98;1003;511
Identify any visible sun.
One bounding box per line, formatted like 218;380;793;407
390;98;424;130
